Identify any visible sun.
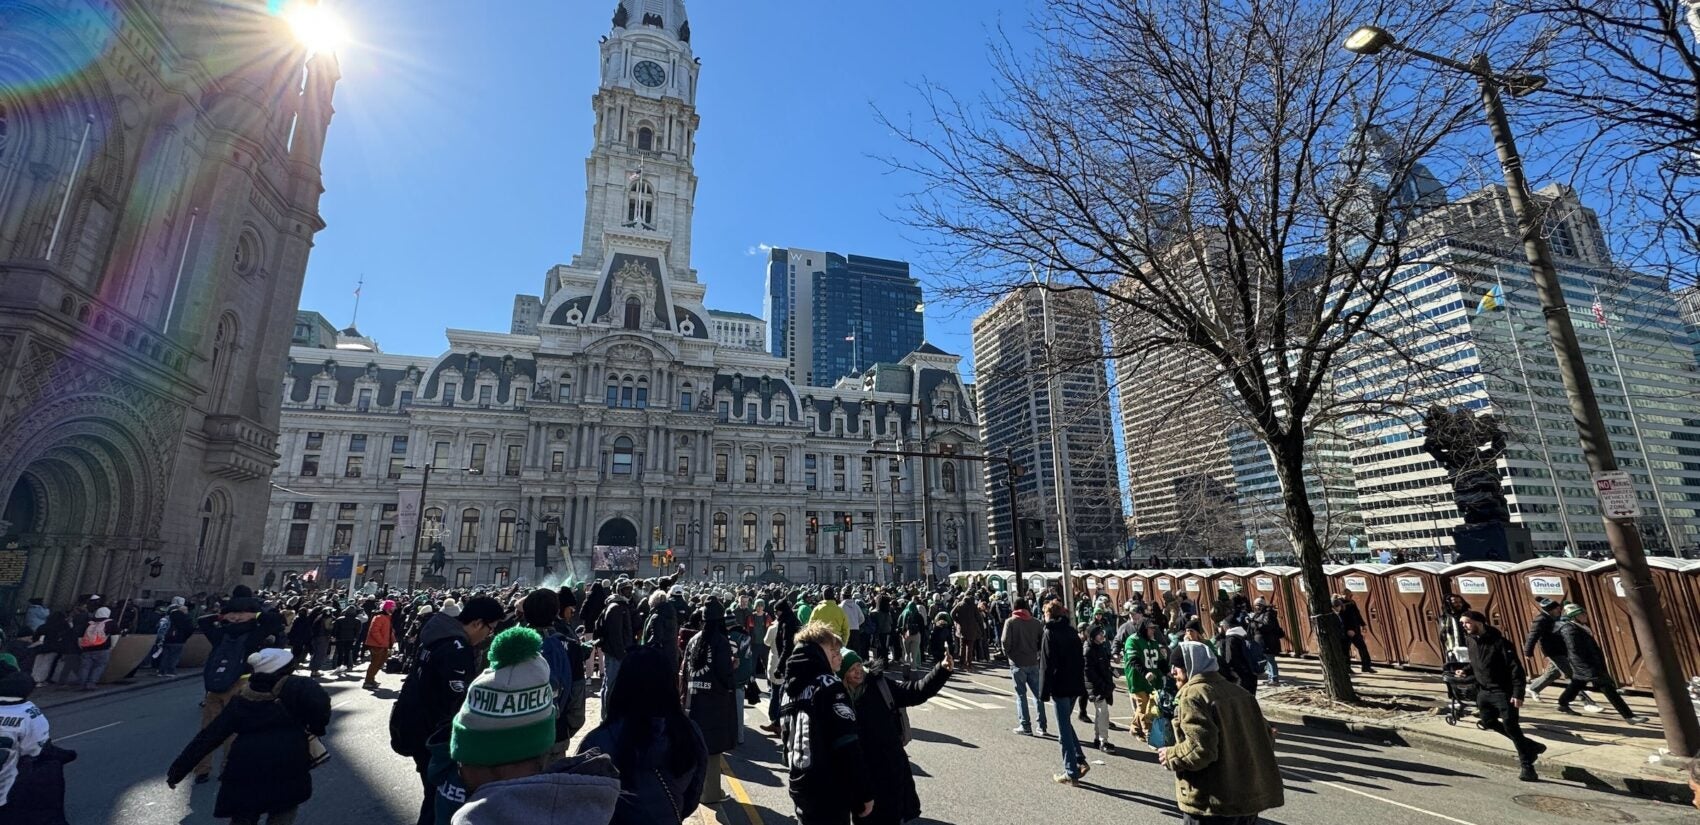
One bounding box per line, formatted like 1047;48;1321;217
285;1;348;55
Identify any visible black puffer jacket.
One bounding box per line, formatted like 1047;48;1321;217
1038;616;1085;702
1083;638;1116;703
1463;625;1526;696
849;663;951;825
167;673;331;818
1557;620;1610;682
1521;612;1566;660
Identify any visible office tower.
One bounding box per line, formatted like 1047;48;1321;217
766;248;924;386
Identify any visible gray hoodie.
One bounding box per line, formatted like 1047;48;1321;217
450;759;621;825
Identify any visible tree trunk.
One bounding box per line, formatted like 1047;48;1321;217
1271;434;1358;703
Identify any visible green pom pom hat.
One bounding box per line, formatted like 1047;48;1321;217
450;626;558;767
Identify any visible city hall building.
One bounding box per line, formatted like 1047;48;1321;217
257;1;988;587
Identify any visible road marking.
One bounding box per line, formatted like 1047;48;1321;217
57;721;122;741
956;675;1017;697
1285;768;1482;825
930;695;969;711
720;755;765;825
941;689;1003;710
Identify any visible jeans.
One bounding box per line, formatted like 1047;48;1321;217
1092;697;1110;743
1476;689;1541;763
1530;660;1595;705
78;648;111;687
157;642;185;677
1053;697;1085;779
1011;665;1047;732
600;655;623;721
232;808;298;825
1559;678;1635;718
1262;650;1280;683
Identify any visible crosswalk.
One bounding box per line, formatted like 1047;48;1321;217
920;687;1007;712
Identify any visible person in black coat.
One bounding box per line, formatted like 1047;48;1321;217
1218;621;1260;697
762;600;800;736
1332;593;1374;673
1038;600;1088;784
1458;611;1545;781
166;649;332;823
685;598;738;804
1555;604;1644;723
1083;625;1117;754
839;649;952;825
578;645;709;825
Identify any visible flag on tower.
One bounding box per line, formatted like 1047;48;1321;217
1591;294;1608;327
1475;285;1505;314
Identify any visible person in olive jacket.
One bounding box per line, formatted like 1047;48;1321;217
1158;641;1284;824
838;648;953;825
1038;600;1088;785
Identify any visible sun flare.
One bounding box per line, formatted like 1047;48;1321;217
285;1;348;55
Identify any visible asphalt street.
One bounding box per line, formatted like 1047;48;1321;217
49;664;1697;825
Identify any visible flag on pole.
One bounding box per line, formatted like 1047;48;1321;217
1475;285;1505;314
844;334;855;342
1591;294;1608;327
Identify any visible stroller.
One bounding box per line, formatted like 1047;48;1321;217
1441;648;1477;726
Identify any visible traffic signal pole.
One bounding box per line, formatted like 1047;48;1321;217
870;446;1028;599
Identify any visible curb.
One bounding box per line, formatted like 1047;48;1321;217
1260;702;1693;804
33;674;191;710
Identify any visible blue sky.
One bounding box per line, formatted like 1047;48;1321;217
301;0;1039;375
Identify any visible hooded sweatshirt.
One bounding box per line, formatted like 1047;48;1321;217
781;643;873;817
450;754;622;825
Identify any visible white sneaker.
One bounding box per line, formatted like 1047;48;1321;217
1581;704;1605;715
1625;714;1649;724
1525;688;1542;703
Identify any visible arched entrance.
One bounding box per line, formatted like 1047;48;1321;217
597;517;637;547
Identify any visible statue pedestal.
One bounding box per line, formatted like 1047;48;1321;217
1452;522;1536;563
419;574;447;589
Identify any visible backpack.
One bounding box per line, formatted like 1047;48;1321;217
204;632;249;693
875;677;911;747
78;620;109;650
388;659;432;757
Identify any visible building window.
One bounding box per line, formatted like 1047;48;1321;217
805;454;818;491
433;441;451;469
772;514;787;550
942;461;958;493
306;432;324;451
505;444;522;477
805;511;818;554
399;390;414;409
332;522;354;549
679;384;694;411
627;180;655;226
443;383;456;407
607;381;620;408
344;455;364;478
300;454;319;477
612;437;635;476
286;523;310;556
559;383;572;403
833;511;848;555
741;513;758;551
862;457;875;492
636;379;649;409
718;401;730;422
514;388;527;407
934;400;952;421
637;126;654;151
455;568;472;588
378;504;397;554
620;381;634;408
349;434;367;453
744;454;758;484
773;456;786;485
357;388;372;412
314;386;329;407
624;297;643;330
293;502;314;520
469;443;488;475
712;513;728;552
459;508;481;552
551;451;565;472
392;435;408;455
676;454;690;478
479;385;493;406
388;457;404;479
715;453;729;483
497;509;517;552
494;567;510;586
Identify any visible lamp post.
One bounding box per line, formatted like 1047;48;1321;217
1344;25;1700;757
401;464;468;592
1030;271;1076;605
687;520;701;580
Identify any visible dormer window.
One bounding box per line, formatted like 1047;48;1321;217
637;126;654;152
934;400;952;421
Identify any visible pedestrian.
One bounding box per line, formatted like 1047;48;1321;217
950;596;982;671
684;598;738;805
156;597;195;678
1122;619;1165;742
1001;597;1048;736
22;598;47;634
811;588;850;644
594;580;636;719
869;594;893;663
166;649;333;825
781;621;874;824
551;587;590;749
1437;593;1471;666
841;592;866;656
1084;625;1117;754
1522;597;1600;712
362;600;396;690
389;595;504;825
308;605;333;679
192;593;272;784
1332;593;1375;674
1555;604;1647;724
579;644;708;825
1157;641;1284;825
838;647;953;825
76;606;116;690
641;587;680;674
1247;598;1285;686
1218;619;1260;696
30;611;68;687
1038;599;1088;785
761;600;799;737
0;665;74;823
898;598;926;673
1457;610;1546;781
331;606;362;676
926;612;952;664
445;627;621;825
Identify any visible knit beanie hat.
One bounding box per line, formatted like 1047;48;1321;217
1561;603;1584;620
248;648;294;675
441;598;462;618
451;627;558;767
838;648;863;680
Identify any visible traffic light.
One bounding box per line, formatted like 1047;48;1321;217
1020;517;1047;549
651;553;661;568
841;513;853;531
652;526;663;544
808;516;820;535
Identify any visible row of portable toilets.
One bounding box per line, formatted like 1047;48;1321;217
954;557;1700;692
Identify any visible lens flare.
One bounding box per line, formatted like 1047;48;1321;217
285;2;347;55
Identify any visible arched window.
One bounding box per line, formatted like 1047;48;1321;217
635;377;649;409
612;437;634;475
942;461;959;494
771;513;787;550
620;375;635;408
712;512;728;552
934;400;952;421
455;567;473;587
741;512;757;550
679;382;694;411
459;508;481;553
624;297;643;330
493;567;510;587
606;379;620;408
210;314;239;411
496;509;517;552
637;126;654;151
626;180;655;227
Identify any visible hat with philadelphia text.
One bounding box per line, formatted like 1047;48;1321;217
449;626;557;767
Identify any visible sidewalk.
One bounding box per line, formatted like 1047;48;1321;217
1257;655;1694;802
30;672;189;710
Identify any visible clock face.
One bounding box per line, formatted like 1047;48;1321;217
633;60;666;88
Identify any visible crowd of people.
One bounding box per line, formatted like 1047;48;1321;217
1;571;1696;823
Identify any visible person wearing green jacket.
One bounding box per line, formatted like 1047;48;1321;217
1123;621;1166;741
810;588;850;645
898;599;927;672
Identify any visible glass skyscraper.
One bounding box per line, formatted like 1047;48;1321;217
765;248;924;387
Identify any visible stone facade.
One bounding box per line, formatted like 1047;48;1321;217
0;0;337;609
255;2;988;587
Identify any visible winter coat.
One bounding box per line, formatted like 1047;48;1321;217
642;600;680;658
332;613;363;645
898;604;927;636
781;643;874;819
389;612;477;757
1123;635;1165;695
1001;613;1044;668
365;612;395;649
163;610;195;645
684;627;738;754
166;674;332;818
1084;639;1116;703
1038;617;1086;702
450;753;622;825
810;599;850;643
849;663;951;825
1557;620;1611;682
579;716;707;825
1521;611;1567;660
1248;606;1285;650
1338;602;1368;635
950;601;983;642
1165;671;1284;818
1463;625;1526;696
597;595;636;659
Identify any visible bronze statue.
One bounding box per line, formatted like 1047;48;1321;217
428;541;447;576
1421;405;1511;524
761;539;776;572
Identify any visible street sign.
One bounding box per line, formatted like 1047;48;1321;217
931;550;948;567
325;554;354;580
821;525;845;534
1592;470;1641;519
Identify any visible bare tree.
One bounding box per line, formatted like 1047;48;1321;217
884;0;1512;700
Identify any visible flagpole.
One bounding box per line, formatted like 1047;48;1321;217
1596;288;1681;553
1494;267;1579;556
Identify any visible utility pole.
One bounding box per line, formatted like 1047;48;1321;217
403;463;434;592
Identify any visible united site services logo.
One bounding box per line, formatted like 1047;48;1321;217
466;685;554;718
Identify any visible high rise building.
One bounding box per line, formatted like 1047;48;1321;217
0;3;339;608
765;249;924;387
257;1;990;586
1338;183;1700;557
973;290;1125;565
1676;285;1700;366
706;309;766;352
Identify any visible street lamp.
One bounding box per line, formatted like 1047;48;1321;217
1343;24;1699;758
